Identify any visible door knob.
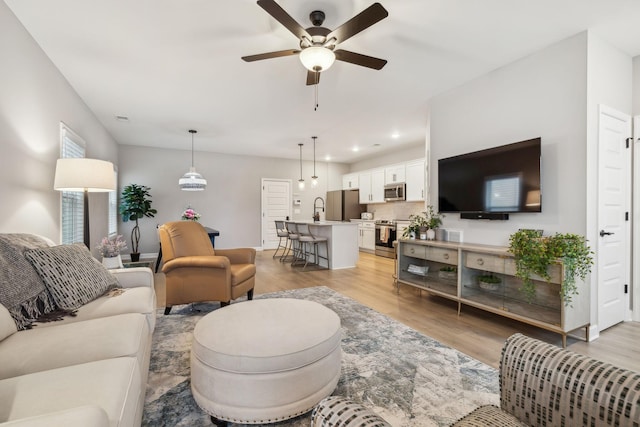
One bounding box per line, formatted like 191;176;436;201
599;230;614;237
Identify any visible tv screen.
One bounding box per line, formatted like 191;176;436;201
438;138;541;214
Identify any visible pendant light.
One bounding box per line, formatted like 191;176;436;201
179;129;207;191
298;143;305;190
311;136;318;188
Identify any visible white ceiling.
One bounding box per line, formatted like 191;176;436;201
6;0;640;163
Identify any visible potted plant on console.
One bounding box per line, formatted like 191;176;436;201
120;184;158;262
403;206;444;240
508;229;593;305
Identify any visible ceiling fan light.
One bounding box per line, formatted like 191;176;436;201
179;167;207;191
299;46;335;72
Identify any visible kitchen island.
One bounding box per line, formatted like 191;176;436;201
290;220;359;269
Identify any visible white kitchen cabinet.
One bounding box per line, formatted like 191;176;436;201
342;174;359;190
405;159;426;201
357;221;375;252
385;164;406;184
358;169;385;204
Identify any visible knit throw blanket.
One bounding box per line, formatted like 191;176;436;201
0;234;56;330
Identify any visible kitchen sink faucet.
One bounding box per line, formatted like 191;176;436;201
313;197;325;222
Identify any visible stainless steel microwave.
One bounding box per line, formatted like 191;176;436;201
384;183;406;202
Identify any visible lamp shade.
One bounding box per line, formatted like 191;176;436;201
179;167;207;191
299;46;336;72
54;158;116;192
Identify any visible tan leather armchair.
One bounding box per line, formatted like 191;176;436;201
158;221;256;314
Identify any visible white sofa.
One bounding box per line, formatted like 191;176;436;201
0;265;156;427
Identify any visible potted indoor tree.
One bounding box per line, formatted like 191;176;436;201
508;229;593;305
119;184;157;262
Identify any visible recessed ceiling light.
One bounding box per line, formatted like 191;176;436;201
325;155;331;161
115;115;129;122
391;132;400;139
352;147;359;152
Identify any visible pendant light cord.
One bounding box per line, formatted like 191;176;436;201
189;129;197;168
312;136;317;177
299;143;303;180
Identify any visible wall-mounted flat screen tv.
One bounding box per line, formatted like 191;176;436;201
438;137;541;215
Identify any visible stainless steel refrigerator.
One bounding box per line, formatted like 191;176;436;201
325;190;365;221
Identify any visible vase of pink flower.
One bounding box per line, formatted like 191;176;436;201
181;208;201;221
97;235;127;269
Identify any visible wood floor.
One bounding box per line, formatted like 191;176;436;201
155;251;640;371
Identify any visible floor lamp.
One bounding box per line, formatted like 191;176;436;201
54;158;116;249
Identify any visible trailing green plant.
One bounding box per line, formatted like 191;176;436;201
119;184;158;256
440;266;457;272
508;230;593;305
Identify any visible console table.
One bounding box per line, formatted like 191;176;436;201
396;239;590;347
155;226;220;273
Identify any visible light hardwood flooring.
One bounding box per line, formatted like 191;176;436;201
154;251;640;371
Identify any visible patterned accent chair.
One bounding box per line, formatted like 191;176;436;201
158;221;255;314
452;333;640;426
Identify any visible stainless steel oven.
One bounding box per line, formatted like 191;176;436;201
375;220;396;258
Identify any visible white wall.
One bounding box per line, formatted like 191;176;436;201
633;56;640;115
118;145;347;252
0;2;118;248
429;32;589;247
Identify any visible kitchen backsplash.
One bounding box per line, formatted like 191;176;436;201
366;201;425;221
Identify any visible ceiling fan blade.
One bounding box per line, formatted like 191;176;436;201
257;0;311;40
334;50;387;70
242;49;300;62
326;3;388;44
306;70;320;86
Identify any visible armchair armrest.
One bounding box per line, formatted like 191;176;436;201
110;267;154;289
162;255;230;273
215;248;256;265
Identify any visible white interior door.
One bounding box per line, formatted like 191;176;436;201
261;179;291;250
597;105;631;331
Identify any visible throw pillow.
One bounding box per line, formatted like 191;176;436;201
25;243;119;310
311;396;391;427
0;234;57;330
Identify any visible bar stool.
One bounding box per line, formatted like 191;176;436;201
284;222;301;264
273;220;289;260
296;223;329;270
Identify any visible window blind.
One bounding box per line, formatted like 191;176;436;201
60;124;86;245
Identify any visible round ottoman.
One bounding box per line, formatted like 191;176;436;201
190;298;342;425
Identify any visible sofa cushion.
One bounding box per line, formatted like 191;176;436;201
0;234;56;330
33;286;157;332
0;405;109;427
0;304;18;342
0;358;142;426
25;243;118;310
0;313;149;380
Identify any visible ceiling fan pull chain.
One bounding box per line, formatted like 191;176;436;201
314;73;319;111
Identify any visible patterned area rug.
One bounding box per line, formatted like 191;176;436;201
143;287;499;426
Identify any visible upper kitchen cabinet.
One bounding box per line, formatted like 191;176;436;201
342;173;359;190
359;169;386;204
385;164;406;185
405;159;426;201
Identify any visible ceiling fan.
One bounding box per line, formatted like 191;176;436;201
242;0;388;85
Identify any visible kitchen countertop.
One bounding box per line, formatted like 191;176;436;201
293;220;359;226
